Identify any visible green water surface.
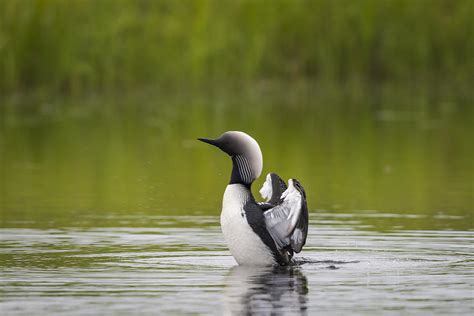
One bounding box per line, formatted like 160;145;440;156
1;83;472;229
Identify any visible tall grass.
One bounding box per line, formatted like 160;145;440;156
0;0;472;94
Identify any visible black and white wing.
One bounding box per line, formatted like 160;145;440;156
258;173;287;210
263;179;308;254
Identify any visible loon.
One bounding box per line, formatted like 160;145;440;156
198;131;308;266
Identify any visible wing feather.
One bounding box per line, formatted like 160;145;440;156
259;173;287;204
263;179;308;253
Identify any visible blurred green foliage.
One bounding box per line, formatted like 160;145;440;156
0;0;472;94
0;1;472;230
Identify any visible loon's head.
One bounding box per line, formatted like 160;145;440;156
198;131;263;185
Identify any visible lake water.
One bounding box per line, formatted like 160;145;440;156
1;83;473;314
1;214;472;315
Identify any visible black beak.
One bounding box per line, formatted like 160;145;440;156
197;137;218;146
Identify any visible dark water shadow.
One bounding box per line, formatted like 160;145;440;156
223;265;308;315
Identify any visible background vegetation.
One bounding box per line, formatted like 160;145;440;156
1;0;473;95
0;0;472;230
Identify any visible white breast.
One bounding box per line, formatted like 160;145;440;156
221;184;275;266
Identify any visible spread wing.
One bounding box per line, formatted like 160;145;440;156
258;173;287;210
263;179;308;253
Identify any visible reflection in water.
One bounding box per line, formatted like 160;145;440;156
0;217;472;314
224;266;308;315
1;87;472;225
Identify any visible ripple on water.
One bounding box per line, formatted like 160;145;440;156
0;213;473;315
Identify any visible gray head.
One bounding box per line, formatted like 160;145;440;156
198;131;263;185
